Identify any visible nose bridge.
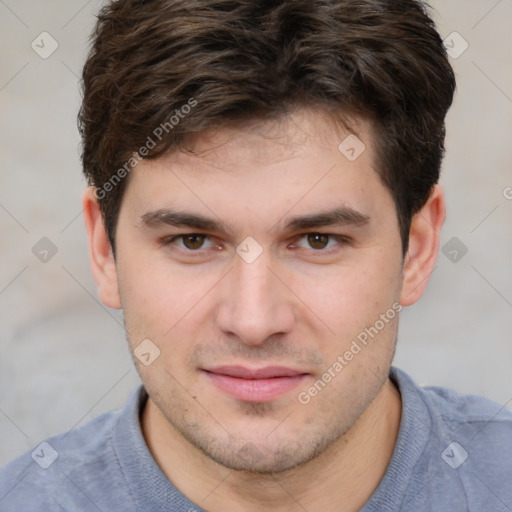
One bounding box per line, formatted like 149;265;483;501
216;251;294;344
236;255;274;308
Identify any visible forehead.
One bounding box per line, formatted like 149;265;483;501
172;108;373;170
119;108;393;229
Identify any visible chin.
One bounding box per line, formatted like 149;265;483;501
190;429;333;475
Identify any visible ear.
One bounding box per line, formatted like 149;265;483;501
82;187;122;309
400;185;445;306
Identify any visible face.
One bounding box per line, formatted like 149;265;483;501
113;109;404;473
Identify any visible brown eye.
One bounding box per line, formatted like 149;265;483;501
160;233;215;253
293;233;348;253
182;234;206;250
307;233;330;250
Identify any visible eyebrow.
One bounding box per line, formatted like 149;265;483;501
282;207;370;231
140;206;370;233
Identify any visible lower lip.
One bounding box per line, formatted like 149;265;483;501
204;372;308;402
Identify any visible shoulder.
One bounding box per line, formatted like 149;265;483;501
393;366;512;439
0;396;138;512
423;380;512;482
392;368;512;510
421;380;512;445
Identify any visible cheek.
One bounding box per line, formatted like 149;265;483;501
283;251;402;360
116;250;170;339
117;251;218;345
293;252;401;319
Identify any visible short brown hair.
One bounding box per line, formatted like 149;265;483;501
79;0;455;254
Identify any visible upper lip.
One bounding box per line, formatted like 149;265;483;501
203;365;308;379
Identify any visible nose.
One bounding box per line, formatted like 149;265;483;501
215;252;296;346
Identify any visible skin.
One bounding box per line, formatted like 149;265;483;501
83;108;445;512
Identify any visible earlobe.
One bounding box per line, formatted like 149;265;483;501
400;185;445;307
82;187;122;309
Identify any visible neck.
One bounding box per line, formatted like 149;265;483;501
141;378;401;512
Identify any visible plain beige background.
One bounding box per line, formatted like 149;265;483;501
0;0;511;466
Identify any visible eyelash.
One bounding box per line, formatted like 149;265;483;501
160;233;351;255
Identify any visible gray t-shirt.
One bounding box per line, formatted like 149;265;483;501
1;367;511;511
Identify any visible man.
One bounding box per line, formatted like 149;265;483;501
1;0;510;510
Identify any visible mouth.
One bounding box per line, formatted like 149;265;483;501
201;365;310;402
